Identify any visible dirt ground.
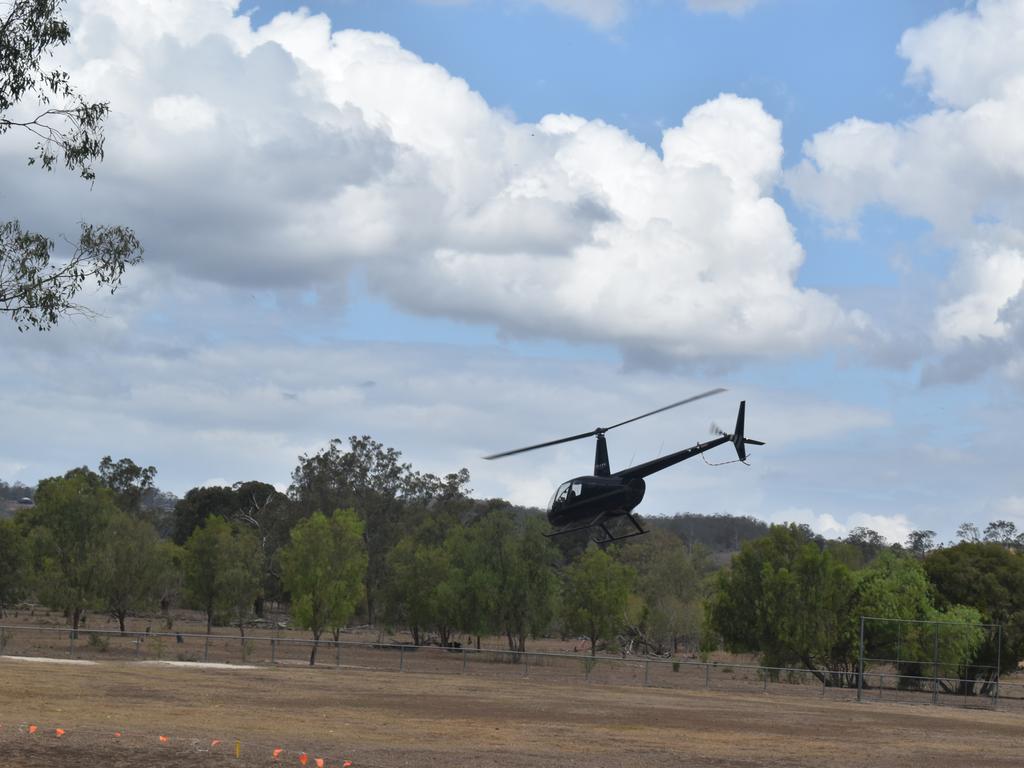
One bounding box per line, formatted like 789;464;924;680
2;655;1024;768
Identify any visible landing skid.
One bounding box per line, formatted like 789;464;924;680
544;512;649;544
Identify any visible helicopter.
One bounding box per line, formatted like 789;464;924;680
483;389;763;543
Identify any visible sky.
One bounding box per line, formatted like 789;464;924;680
3;0;1024;545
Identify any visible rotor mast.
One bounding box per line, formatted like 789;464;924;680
594;431;610;477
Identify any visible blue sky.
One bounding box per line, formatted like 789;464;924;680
3;0;1024;545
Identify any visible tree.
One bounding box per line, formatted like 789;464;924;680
1;0;142;330
465;512;559;655
956;522;981;544
289;436;471;624
925;542;1024;689
24;470;115;633
384;533;453;647
173;486;237;545
279;509;366;665
983;520;1020;550
620;529;711;655
561;546;635;657
905;529;936;559
0;518;28;615
98;511;167;634
97;456;156;516
182;516;261;635
708;525;862;681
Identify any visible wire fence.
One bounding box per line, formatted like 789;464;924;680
3;623;1024;713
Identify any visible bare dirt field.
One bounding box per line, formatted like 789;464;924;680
2;655;1024;768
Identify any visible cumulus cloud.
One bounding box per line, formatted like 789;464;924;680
786;0;1024;377
769;508;913;544
0;0;861;363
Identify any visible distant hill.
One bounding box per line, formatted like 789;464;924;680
646;513;770;553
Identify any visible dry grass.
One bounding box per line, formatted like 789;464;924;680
3;653;1024;767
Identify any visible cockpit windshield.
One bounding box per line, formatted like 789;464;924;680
548;481;583;511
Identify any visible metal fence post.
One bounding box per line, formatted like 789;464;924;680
400;645;405;672
705;663;710;689
995;624;1003;709
643;661;649;687
68;630;74;658
271;638;276;663
932;623;940;706
204;634;210;663
462;648;467;674
134;636;140;658
336;640;341;668
763;669;768;692
857;616;864;703
523;652;529;677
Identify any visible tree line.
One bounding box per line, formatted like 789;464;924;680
2;437;1023;685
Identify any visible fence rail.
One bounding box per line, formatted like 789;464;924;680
2;623;1023;713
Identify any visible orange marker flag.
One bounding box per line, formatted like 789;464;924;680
343;762;352;767
273;747;284;759
316;759;324;768
55;728;65;737
114;731;122;738
211;739;221;747
299;753;309;766
28;725;37;735
159;735;169;743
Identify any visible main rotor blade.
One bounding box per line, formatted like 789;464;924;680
483;388;726;460
603;388;726;432
483;429;599;460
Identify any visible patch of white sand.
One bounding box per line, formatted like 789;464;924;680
1;655;97;665
135;660;257;670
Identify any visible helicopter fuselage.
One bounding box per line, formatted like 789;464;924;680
546;475;646;528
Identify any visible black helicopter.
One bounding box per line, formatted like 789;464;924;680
484;389;763;543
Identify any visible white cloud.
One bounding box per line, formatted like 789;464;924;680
768;508;912;544
0;0;860;364
786;0;1024;370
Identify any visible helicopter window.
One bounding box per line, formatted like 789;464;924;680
570;482;583;499
554;482;572;504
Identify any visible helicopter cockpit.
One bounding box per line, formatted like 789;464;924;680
548;480;582;513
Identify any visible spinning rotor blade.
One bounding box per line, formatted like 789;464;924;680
603;388;727;432
483;388;726;460
482;429;602;460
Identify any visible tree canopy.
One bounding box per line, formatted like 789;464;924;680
1;0;142;330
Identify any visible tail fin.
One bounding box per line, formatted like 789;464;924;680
731;401;765;462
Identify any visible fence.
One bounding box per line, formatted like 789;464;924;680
3;623;1024;713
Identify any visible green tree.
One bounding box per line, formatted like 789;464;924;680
183;516;261;635
561;546;635;657
24;470;115;633
1;0;142;330
620;529;711;655
97;456;156;515
706;524;859;681
99;511;166;634
384;533;453;646
289;436;470;624
0;518;28;615
279;509;367;665
925;542;1024;690
172;485;237;545
219;529;263;643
